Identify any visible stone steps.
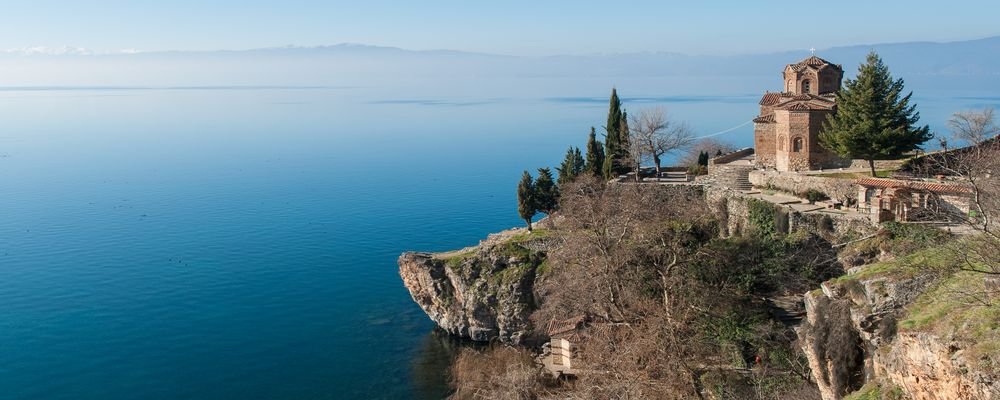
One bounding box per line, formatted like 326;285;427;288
766;296;805;326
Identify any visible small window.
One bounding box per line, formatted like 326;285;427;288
792;137;804;152
802;80;811;94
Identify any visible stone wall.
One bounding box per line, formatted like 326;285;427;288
847;159;907;171
703;186;876;239
707;164;752;190
709;147;754;166
754;121;777;169
749;170;859;204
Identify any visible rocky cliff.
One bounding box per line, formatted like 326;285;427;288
798;248;999;400
398;229;551;344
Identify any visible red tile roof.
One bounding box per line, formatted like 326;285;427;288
753;114;776;123
759;92;782;106
855;177;973;194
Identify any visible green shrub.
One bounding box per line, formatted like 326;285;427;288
747;199;777;237
688;164;708;176
802;189;829;203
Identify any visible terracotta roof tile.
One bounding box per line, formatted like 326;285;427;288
855;177;972;194
759;92;781;106
754;114;776;123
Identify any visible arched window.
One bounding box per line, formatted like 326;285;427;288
792;137;804;152
778;135;787;151
802;80;811;94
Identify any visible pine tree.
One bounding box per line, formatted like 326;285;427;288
557;147;580;185
516;171;537;231
584;127;605;177
534;168;558;215
819;51;932;176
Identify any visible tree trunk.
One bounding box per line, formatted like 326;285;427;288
868;159;877;177
653;154;662;179
525;218;533;232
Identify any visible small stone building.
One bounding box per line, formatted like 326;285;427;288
754;56;847;171
543;316;587;377
855;177;973;222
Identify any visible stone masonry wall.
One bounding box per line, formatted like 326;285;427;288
754;122;776;169
749;170;859;204
709;147;754;166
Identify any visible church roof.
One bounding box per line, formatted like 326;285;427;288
788;55;842;72
754;113;776;123
757;92;836;113
759;92;782;106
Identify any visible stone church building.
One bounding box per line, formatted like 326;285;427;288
753;56;847;171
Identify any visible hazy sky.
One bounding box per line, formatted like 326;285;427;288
2;0;997;55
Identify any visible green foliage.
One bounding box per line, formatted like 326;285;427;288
584;127;605;178
516;171;537;230
697;151;710;167
844;382;906;400
556;146;586;185
803;189;829;203
687;164;708;176
899;270;999;368
690;234;837;296
819;51;932;176
747;198;779;237
441;249;477;271
602;88;630;178
534;168;558;215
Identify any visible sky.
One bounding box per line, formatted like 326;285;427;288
1;0;998;56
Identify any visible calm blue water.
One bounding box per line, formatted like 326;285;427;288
0;78;993;400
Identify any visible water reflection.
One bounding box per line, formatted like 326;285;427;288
410;330;482;399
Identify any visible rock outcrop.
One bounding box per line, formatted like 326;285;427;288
798;263;998;400
398;229;549;344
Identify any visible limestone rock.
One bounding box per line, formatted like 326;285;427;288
398;230;547;344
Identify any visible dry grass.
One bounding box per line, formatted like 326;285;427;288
450;346;543;400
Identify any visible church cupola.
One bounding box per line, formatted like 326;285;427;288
783;55;844;95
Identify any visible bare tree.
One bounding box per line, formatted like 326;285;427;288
948;107;999;146
629;107;695;180
679;138;738;167
911;108;1000;303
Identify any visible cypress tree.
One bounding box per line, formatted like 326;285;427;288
572;147;585;177
584;127;605;177
603;89;623;178
819;51;932;176
697;151;709;167
619;110;631;174
516;171;537;231
534;168;558;215
557;147;580;185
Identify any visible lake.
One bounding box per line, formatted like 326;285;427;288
0;77;994;399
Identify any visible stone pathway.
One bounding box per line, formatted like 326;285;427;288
740;190;871;221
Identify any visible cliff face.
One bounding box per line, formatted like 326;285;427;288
798;255;999;400
398;230;549;344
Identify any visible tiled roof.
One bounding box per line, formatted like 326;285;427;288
855;177;973;194
789;55;842;72
770;93;837;111
548;315;588;337
759;92;782;106
754;114;776;123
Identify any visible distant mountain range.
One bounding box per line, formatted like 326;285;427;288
1;36;998;87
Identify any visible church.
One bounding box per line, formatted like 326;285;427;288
753;56;847;171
